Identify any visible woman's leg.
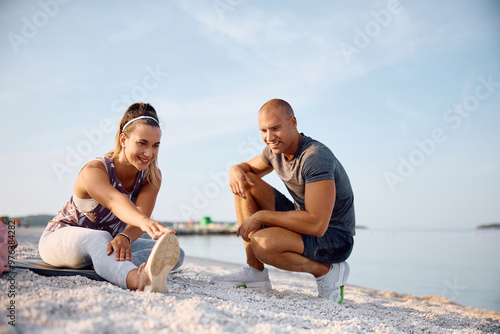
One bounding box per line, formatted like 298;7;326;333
39;227;136;289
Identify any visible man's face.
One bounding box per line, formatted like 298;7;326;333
258;108;297;156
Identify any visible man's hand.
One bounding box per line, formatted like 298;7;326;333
237;211;264;242
140;219;175;239
229;164;255;199
107;235;132;261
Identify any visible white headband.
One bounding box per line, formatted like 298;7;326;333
122;116;159;132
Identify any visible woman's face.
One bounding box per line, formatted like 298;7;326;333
120;123;161;171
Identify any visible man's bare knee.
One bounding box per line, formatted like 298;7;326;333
240;173;275;210
242;172;262;193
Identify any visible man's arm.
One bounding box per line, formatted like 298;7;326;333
230;155;273;199
237;179;335;241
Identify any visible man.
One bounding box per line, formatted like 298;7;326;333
211;99;355;304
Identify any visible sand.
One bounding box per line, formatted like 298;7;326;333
1;227;499;334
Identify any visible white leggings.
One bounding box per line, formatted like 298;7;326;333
39;227;184;289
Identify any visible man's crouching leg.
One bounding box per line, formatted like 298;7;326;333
233;172;275;271
210;173;274;290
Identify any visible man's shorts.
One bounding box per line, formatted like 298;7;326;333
273;188;354;264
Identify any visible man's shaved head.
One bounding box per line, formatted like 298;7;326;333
259;99;294;118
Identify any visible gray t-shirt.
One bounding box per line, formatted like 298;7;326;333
261;135;355;236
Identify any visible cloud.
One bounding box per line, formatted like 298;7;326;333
177;1;357;85
179;1;302;46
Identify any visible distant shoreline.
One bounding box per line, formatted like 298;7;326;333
477;223;500;230
3;214;369;235
5;212;499;233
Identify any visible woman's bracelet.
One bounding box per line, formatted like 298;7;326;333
117;232;131;244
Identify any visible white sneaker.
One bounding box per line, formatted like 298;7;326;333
316;262;350;304
137;234;180;293
210;265;272;291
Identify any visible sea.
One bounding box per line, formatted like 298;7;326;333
177;229;500;312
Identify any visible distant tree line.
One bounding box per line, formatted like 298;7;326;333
1;214;55;227
477;223;500;229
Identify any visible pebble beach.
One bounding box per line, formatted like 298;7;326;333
1;227;499;334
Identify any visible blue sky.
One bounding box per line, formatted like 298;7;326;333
1;0;499;229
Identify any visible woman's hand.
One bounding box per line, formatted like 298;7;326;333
107;234;132;261
139;219;175;239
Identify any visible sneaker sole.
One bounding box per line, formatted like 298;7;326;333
241;280;272;291
212;279;272;291
144;233;180;293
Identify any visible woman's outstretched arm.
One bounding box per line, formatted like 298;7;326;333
79;161;171;239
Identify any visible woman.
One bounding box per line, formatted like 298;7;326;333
39;102;184;292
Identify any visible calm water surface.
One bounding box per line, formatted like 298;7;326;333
177;229;500;312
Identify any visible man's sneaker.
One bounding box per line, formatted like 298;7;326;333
210;264;272;291
316;262;350;304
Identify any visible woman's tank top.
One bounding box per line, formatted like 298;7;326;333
45;156;146;237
